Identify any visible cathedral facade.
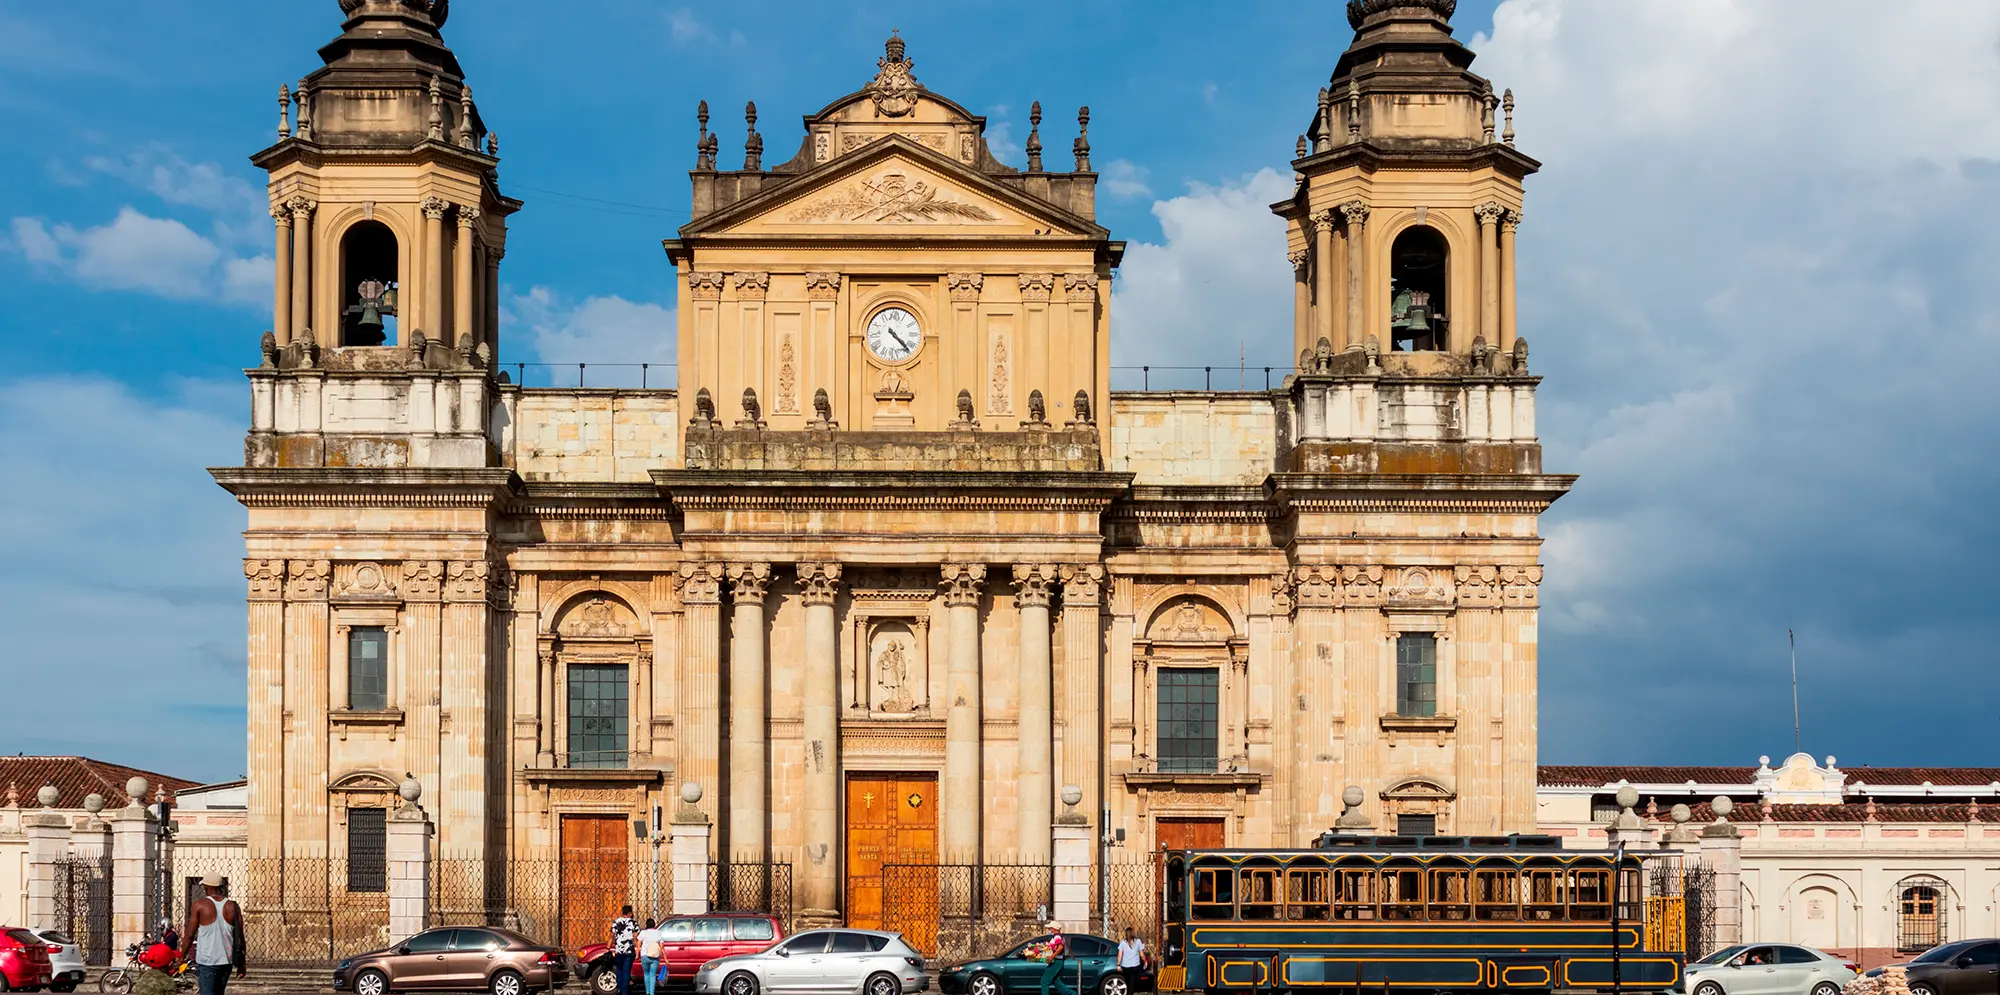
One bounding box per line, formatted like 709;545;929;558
215;0;1565;927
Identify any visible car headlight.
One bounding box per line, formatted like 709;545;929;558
701;961;723;973
337;961;353;971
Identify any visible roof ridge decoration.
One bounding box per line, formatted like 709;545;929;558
1346;0;1454;29
338;0;449;28
867;30;923;117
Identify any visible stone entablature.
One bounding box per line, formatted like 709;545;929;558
683;424;1102;472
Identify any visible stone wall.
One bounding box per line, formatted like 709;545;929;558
1107;392;1280;486
504;389;680;482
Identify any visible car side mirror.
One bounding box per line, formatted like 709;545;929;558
398;946;411;956
1955;957;1974;969
775;949;789;958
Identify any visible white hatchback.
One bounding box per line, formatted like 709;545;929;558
29;928;87;993
694;929;929;995
1685;943;1859;995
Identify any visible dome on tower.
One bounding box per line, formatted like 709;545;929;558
337;0;449;29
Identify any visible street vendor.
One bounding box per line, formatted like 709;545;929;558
1038;922;1072;995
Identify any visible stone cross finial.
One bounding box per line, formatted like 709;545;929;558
278;84;292;139
1073;106;1091;171
1026;101;1043;173
743;101;763;171
427;76;444;140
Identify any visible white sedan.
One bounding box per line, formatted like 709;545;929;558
1686;943;1859;995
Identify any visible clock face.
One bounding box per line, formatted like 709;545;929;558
866;307;922;362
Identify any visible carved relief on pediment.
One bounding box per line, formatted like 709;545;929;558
555;594;638;639
789;170;998;224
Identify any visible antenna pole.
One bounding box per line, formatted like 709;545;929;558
1790;629;1800;754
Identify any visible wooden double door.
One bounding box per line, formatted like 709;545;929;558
561;815;631;951
845;773;938;929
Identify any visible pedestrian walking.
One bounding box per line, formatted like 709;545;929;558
1116;927;1149;992
610;905;639;995
638;918;665;995
1037;922;1073;995
176;875;246;995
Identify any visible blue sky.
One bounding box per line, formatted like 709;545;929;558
4;0;1999;783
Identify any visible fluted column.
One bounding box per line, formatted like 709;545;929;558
421;196;449;340
1499;210;1522;357
678;564;725;833
726;562;772;859
287;196;315;344
1476;201;1504;350
798;563;843;917
1340;202;1370;347
1289;567;1341;836
271;209;293;345
1015;565;1058;865
454;206;480;349
940;564;987;861
283;559;331;855
1057;564;1104;855
439;560;492;856
1312;211;1339;349
244;560;286;856
1289;250;1310;357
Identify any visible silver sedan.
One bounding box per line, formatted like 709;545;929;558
693;929;930;995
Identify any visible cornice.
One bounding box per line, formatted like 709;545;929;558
210;467;519;508
1289;140;1542;182
656;469;1133;512
1268;472;1576;514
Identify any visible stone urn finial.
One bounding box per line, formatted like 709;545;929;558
399;776;423;804
1711;795;1734;822
36;785;60;809
126;777;149;806
681;781;704;805
1060;784;1083;810
83;793;106;816
1670;803;1692;825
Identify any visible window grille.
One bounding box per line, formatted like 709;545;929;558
1396;634;1437;717
567;664;630;768
1897;879;1947;952
348;627;388;711
1396;814;1436;837
1156;668;1219;773
347;807;386;893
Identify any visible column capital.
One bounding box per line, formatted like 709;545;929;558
939;563;987;607
1061;272;1099;302
285;558;331;602
400;560;445;602
270;204;294;226
1288;249;1309;273
798;562;843;606
421;196;451;221
733;271;771;301
1474;201;1506;226
1268;573;1297;616
1338;200;1370;227
678;562;724;605
1015;564;1059;609
805;272;842;301
456;205;482;227
726;562;773;602
1310;209;1340;234
443;560;491;603
286;195;318;220
1058;563;1104;605
688;271;726;301
1289;565;1340;608
1018;273;1056;303
1502;208;1524;232
947;272;984;301
245;559;286;602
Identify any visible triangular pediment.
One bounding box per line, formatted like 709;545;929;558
682;136;1101;239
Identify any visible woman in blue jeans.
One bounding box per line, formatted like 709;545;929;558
638;919;665;995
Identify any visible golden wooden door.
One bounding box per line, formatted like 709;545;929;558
845;774;938;929
1156;817;1226;851
561;815;631;951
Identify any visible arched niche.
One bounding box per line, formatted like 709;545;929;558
1134;594;1248;776
541;591;646;769
338;219;400;347
1388;225;1449;352
1382;776;1457;834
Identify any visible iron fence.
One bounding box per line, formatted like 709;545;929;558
1647;854;1716;959
882;864;1053;962
707;861;794;932
1101;858;1164;943
54;856;112;965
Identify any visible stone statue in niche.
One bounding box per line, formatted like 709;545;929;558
868;621;923;714
876;638;915;713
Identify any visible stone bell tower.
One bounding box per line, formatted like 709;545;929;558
244;0;519;469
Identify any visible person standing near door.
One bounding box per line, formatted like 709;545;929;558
610;906;639;995
638;918;665;995
1117;927;1149;992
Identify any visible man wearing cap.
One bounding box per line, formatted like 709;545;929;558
177;874;247;995
1038;922;1073;995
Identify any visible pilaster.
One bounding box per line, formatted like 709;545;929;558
1057;564;1103;864
725;562;772;860
940;563;987;861
439;559;493;856
284;559;331;854
678;564;725;835
798;562;843;918
245;559;287;857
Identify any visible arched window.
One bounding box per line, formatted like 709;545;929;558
1897;877;1948;952
1389;226;1449;352
339;220;399;347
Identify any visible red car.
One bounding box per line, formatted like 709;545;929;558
578;915;784;993
0;927;54;992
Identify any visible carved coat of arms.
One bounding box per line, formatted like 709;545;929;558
868;32;921;117
790;171;997;224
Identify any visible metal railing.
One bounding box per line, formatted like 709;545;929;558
706;861;795;932
1111;365;1295;392
507;362;677;389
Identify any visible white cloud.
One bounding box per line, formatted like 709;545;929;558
0;376;248;780
1464;0;2000;761
1109;168;1295;386
507;287;677;387
1100;159;1152;200
82;145;266;219
7;207;273;306
667;8;713;44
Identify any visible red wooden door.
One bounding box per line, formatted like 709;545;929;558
561;815;631;952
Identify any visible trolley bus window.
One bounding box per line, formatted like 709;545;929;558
1617;865;1643;922
1570;867;1612;920
1166;856;1189;921
1383;865;1426;921
1240;867;1281;920
1474;866;1520;921
1286;868;1331;921
1525;867;1565;920
1192;867;1236;920
1428;866;1472;921
1334;866;1377;921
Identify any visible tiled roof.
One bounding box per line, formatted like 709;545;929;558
0;757;200;810
1540;766;1758;786
1541;765;2000;788
1674;801;1987;824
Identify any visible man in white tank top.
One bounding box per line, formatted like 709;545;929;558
176;875;246;995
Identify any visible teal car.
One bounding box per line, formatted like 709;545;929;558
938;935;1151;995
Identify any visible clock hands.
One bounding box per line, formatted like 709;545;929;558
884;327;913;351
